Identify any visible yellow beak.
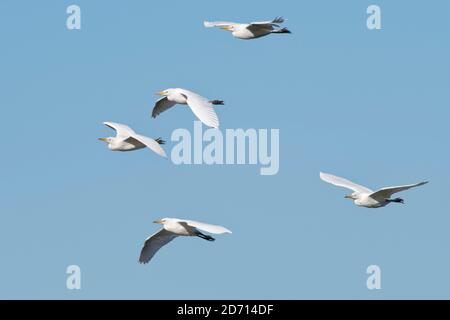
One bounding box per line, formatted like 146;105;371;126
98;138;108;142
153;219;163;224
156;91;166;96
221;26;232;30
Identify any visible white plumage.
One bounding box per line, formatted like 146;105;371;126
204;17;291;40
152;88;223;128
139;218;232;264
320;172;428;208
98;122;167;157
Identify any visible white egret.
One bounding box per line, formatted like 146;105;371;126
204;17;291;40
152;88;223;128
139;218;232;264
320;172;428;208
98;122;166;157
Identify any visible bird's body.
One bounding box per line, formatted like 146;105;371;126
320;172;428;208
228;24;268;40
105;137;145;152
204;17;291;40
152;88;223;128
353;194;388;208
162;218;196;236
139;218;232;264
164;90;188;105
109;140;135;151
98;122;167;157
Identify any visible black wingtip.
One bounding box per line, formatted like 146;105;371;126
155;138;165;145
273;16;285;24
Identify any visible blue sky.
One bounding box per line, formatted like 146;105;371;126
0;0;449;299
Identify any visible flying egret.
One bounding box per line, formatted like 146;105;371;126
204;17;291;40
139;218;232;264
320;172;428;208
98;122;167;157
152;88;223;128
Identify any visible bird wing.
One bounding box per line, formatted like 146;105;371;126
139;229;178;264
182;219;232;235
103;122;136;139
370;182;428;199
184;91;220;128
152;97;177;118
203;21;237;28
126;134;167;158
250;17;285;26
320;172;373;194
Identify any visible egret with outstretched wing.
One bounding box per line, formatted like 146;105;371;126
152;88;223;128
320;172;428;208
98;122;166;157
204;17;291;40
139;218;232;264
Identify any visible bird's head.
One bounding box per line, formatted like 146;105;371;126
344;192;358;200
221;25;235;32
153;218;168;225
97;137;112;144
156;89;173;97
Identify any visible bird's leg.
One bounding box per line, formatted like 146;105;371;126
155;138;165;145
196;232;215;242
271;27;291;34
388;198;405;204
209;100;225;105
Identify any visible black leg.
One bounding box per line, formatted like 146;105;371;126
155;138;165;145
209;100;224;105
388;198;404;204
272;28;291;34
196;232;215;241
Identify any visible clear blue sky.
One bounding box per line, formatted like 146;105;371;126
0;0;449;299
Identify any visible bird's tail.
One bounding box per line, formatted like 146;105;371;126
155;138;165;145
271;27;291;34
210;100;225;105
